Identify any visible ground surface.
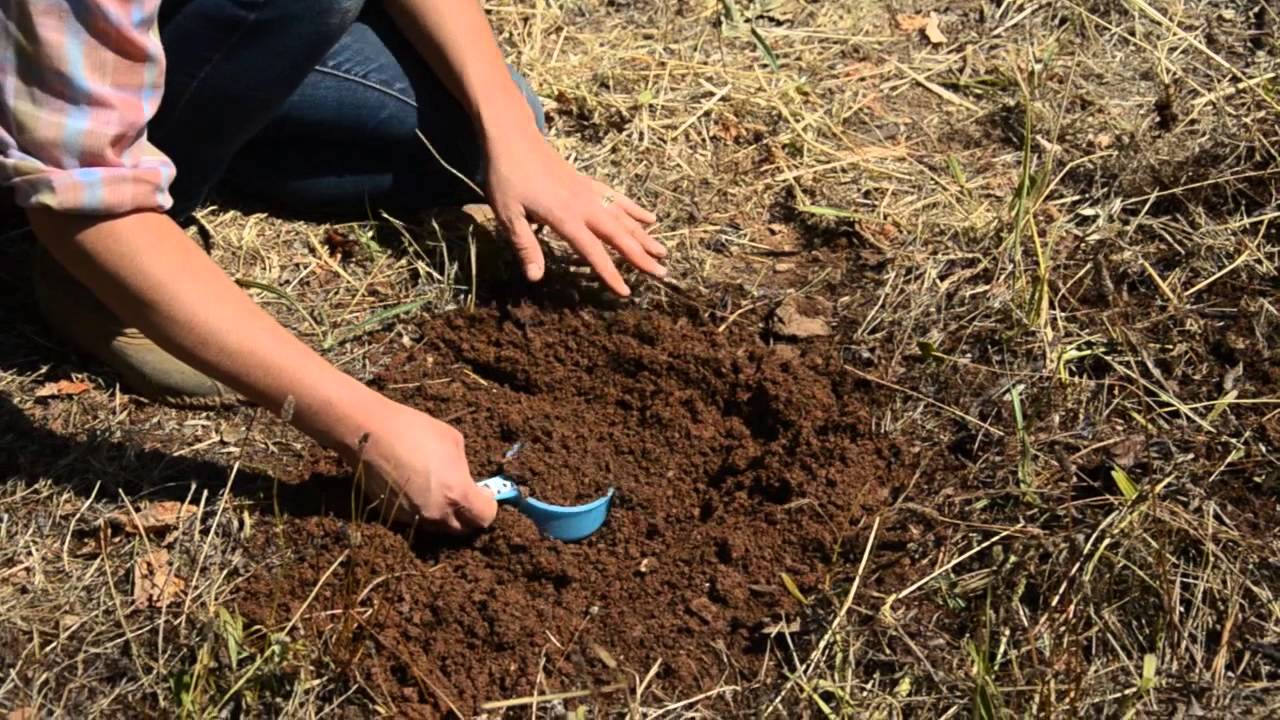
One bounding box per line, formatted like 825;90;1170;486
1;0;1278;718
240;308;903;714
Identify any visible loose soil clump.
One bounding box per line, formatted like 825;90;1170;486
239;306;908;714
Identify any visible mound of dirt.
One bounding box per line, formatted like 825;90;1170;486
238;306;907;714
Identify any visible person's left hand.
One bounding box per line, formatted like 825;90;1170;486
481;122;667;297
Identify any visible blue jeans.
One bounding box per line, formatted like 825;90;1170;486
151;0;544;219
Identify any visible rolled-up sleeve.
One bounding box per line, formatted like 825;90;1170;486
1;0;174;214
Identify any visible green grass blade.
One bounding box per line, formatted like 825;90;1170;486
327;297;433;349
720;0;743;25
235;278;328;340
750;26;781;70
1112;466;1139;500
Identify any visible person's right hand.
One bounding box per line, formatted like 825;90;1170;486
340;398;498;533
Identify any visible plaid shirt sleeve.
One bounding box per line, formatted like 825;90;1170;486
1;1;175;214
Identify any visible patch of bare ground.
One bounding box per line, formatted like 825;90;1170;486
1;0;1277;717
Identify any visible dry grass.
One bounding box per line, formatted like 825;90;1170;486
1;0;1278;717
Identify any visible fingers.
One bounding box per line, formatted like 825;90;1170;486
416;483;495;536
593;182;667;270
429;514;466;535
454;481;500;530
592;180;658;225
586;211;667;280
438;428;495;533
506;176;667;297
496;205;546;282
557;221;632;296
609;206;667;260
556;213;666;297
616;194;658;225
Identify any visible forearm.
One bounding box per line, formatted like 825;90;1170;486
382;0;534;134
26;209;382;454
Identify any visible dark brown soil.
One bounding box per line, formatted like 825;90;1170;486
237;306;910;715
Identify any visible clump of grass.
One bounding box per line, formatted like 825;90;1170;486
0;474;340;716
747;0;1280;716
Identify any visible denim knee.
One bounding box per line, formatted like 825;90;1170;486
277;0;365;46
508;67;547;134
316;0;366;37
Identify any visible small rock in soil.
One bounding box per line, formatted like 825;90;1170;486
769;295;833;339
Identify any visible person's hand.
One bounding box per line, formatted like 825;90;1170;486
340;397;498;533
482;122;668;297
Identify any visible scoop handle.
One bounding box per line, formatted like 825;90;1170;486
477;476;522;505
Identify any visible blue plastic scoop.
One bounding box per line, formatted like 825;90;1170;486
478;476;614;542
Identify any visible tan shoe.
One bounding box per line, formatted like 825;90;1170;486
428;203;501;244
33;249;240;408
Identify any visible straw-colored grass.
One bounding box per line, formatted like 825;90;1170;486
1;0;1277;716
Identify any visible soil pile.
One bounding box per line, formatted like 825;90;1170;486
239;306;907;714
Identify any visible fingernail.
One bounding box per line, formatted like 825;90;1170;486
525;264;544;280
654;265;668;278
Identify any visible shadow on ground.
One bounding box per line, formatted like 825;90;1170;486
0;193;674;565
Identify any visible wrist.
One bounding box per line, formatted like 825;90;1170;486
287;372;393;459
474;88;540;141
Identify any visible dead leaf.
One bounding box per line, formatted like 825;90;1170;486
895;13;930;31
856;220;899;248
895;12;947;44
589;641;619;669
760;223;803;253
771;344;802;361
70;532;108;558
322;228;359;261
842;60;883;82
688;597;719;624
770;296;833;339
763;618;801;636
923;15;947;44
220;424;248;444
106;500;198;536
1088;132;1116;151
33;379;92;398
714;115;746;143
133;547;186;608
1107;434;1147;468
0;562;31;584
1223;363;1243;393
